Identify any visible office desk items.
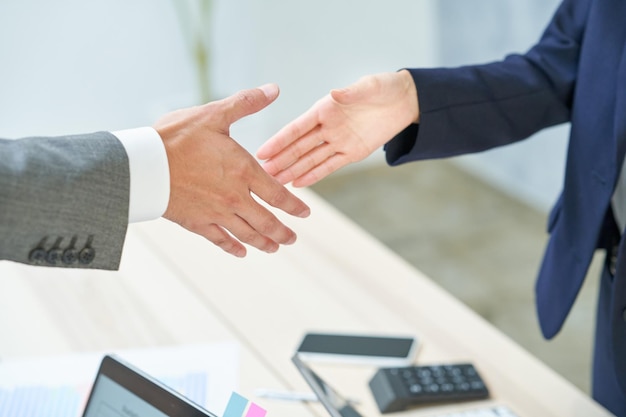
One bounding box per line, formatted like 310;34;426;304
292;354;363;417
424;405;519;417
369;364;489;413
254;388;319;402
292;353;509;417
224;392;267;417
82;355;217;417
0;343;239;417
0;188;613;416
296;333;419;366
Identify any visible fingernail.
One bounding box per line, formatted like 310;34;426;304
298;207;311;218
259;83;279;99
265;244;279;253
286;234;297;245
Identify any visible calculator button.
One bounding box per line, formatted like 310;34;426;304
409;384;422;394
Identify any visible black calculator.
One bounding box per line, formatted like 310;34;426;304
368;363;490;413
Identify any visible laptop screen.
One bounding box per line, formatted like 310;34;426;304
82;355;216;417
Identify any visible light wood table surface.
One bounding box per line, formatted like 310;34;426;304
0;188;612;417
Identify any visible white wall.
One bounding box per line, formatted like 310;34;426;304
0;0;437;149
210;0;438;152
0;0;566;212
0;0;197;137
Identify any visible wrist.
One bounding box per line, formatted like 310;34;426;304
398;69;420;124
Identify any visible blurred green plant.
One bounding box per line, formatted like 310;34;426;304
172;0;214;103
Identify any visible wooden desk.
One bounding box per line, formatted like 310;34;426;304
0;188;612;417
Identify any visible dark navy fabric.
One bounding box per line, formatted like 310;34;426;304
385;0;626;414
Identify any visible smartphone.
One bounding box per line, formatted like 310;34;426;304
295;332;420;366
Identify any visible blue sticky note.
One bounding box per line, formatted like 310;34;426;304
223;392;249;417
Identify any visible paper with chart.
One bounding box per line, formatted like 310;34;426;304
0;342;239;417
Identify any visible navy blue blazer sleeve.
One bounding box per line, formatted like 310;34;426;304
385;0;590;166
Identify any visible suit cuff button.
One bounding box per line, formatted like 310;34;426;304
62;248;78;265
46;248;63;264
79;247;96;264
28;248;47;264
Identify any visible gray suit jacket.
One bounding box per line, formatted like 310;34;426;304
0;131;130;270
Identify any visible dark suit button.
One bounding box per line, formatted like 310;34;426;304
46;248;63;264
44;237;64;265
62;248;78;265
62;236;79;265
29;248;47;263
29;237;49;263
622;308;626;323
79;247;95;264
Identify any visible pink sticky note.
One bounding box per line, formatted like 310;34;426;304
245;402;267;417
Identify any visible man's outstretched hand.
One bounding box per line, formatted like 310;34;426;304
154;84;310;258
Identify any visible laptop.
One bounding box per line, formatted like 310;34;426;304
82;355;217;417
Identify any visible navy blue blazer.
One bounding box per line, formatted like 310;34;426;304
386;0;626;410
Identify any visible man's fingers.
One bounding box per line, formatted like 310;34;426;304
221;83;280;126
184;188;305;256
199;211;288;255
230;215;282;253
258;83;280;101
250;162;312;216
251;182;311;218
198;223;248;258
230;203;300;252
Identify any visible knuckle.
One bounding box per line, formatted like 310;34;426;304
258;217;280;235
266;188;289;207
201;225;234;249
220;191;245;210
240;230;262;245
231;156;258;179
219;241;241;256
207;232;240;254
212;235;231;248
236;90;259;108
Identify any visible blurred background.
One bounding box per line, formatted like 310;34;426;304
0;0;600;395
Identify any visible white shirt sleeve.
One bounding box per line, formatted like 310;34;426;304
112;127;170;223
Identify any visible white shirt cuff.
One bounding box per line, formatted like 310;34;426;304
113;127;170;223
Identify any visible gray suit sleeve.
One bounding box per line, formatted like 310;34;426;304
0;131;130;270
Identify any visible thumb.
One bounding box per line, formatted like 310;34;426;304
330;81;368;105
222;83;280;125
331;74;384;106
330;87;358;105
